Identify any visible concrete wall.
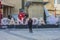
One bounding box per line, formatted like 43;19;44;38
2;0;22;14
28;4;44;19
25;0;44;19
45;0;54;10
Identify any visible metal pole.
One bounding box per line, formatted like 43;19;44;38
22;0;24;9
55;7;56;17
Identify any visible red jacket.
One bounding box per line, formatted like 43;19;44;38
18;12;25;20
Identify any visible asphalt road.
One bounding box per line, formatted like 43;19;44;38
0;28;60;40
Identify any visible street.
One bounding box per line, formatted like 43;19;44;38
0;28;60;40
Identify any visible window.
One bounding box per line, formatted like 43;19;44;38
54;0;57;4
54;0;60;4
57;0;60;4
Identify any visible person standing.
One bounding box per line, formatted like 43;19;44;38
28;18;33;33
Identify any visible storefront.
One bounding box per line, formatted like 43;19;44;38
1;1;14;17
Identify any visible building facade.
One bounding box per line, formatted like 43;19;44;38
1;0;22;17
45;0;60;17
25;0;44;19
54;0;60;17
1;0;49;18
1;0;60;18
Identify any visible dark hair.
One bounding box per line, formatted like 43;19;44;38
8;15;12;19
